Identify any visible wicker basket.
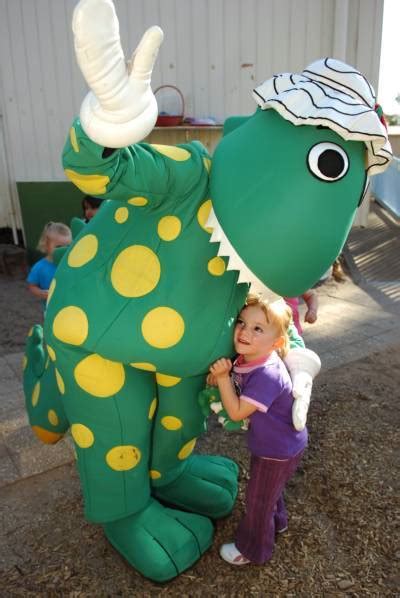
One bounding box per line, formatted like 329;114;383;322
155;85;184;126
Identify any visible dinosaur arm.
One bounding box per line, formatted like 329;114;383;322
63;119;209;209
62;119;168;203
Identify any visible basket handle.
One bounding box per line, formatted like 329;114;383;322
154;85;185;117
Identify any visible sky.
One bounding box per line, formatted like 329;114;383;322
378;0;400;115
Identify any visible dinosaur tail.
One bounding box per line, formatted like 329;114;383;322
23;324;69;444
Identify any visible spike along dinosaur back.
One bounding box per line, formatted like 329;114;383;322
23;0;391;583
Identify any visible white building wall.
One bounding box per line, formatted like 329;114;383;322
0;0;385;186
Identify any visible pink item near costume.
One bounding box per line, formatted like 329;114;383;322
284;297;302;334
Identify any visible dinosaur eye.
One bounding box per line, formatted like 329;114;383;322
307;142;349;182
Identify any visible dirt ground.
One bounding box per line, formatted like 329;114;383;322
0;272;399;596
0;272;43;357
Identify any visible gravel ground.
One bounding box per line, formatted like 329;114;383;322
0;274;42;357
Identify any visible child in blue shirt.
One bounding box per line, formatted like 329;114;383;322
27;222;71;307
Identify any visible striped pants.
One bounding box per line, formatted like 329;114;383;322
235;450;304;564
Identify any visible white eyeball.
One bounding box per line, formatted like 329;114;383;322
307;142;349;182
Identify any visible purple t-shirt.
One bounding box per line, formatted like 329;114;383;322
233;352;308;459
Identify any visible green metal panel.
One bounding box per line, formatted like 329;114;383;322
17;182;83;264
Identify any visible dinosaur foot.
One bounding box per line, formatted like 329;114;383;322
153;454;239;519
103;498;213;582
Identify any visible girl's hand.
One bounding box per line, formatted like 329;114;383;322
206;373;218;386
210;358;232;379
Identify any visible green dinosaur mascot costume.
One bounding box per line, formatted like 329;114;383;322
23;0;391;582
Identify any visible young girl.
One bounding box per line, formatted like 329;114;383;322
27;222;71;306
209;295;307;566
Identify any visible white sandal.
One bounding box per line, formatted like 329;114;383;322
219;543;251;565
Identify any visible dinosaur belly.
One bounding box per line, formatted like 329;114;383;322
45;204;247;376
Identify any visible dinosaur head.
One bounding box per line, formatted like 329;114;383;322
209;58;391;298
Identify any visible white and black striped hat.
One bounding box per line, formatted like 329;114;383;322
253;58;392;175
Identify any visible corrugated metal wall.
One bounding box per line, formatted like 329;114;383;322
0;0;384;184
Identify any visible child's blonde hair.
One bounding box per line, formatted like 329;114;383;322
37;222;71;253
243;294;292;358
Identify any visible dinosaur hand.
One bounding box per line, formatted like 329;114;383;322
291;373;312;431
72;0;163;147
284;348;321;431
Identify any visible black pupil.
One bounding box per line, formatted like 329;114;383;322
318;149;345;178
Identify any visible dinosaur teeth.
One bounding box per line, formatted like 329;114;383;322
207;208;281;302
210;227;222;243
250;279;266;295
225;251;244;272
237;269;252;284
205;209;218;231
226;256;237;271
217;236;232;257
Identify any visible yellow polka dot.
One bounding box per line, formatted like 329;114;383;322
111;245;161;298
178;438;197;460
47;279;56;305
74;354;125;397
64;169;109;195
115;207;129;223
156;373;182;387
32;382;40;407
45;356;50;370
106;445;141;471
70;127;80;153
47;345;56;362
55;368;65;395
28;327;33;337
151;144;191;161
128;197;148;207
71;423;95;448
208;256;226;276
148;398;157;419
161;416;183;430
31;426;63;445
68;234;98;268
53;306;89;346
142;307;185;349
203;157;211;172
157;216;182;241
149;470;161;479
197;199;213;233
130;362;157;372
22;356;27;370
48;410;59;426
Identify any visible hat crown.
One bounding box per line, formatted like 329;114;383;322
302;58;375;109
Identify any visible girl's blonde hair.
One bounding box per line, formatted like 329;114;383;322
243;294;293;358
37;222;71;253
